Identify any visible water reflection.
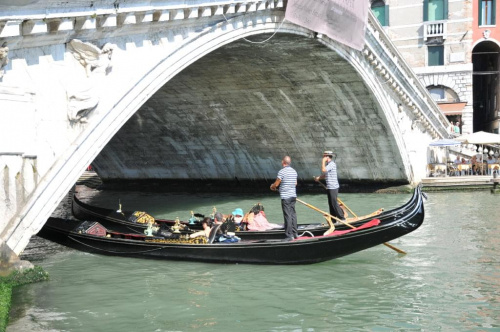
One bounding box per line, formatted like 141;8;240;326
8;190;500;331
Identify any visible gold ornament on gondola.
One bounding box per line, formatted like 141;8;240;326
144;221;159;236
210;206;217;219
145;236;207;244
131;211;155;224
172;217;181;233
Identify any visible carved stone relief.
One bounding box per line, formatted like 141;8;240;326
66;39;115;123
0;44;9;80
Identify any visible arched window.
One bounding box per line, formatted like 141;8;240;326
428;85;465;119
371;0;389;26
427;85;460;103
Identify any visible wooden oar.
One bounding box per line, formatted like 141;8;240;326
337;197;357;218
296;198;407;255
315;179;358;218
315;182;385;221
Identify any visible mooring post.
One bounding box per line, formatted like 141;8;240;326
491;176;500;194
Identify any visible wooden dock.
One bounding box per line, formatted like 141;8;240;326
422;175;497;191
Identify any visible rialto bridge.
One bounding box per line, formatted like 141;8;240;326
0;0;450;256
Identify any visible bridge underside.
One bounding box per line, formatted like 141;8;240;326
93;34;406;187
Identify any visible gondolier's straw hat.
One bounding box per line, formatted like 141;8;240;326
323;150;333;157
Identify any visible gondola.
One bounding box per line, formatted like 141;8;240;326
39;187;425;264
71;193;385;240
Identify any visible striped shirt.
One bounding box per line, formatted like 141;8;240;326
277;166;297;199
325;161;340;190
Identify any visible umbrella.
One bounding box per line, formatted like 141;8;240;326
429;139;461;147
455;131;500;144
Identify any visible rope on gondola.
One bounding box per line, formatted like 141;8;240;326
297;231;315;238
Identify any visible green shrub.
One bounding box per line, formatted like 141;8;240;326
0;266;49;287
0;266;49;332
0;282;12;332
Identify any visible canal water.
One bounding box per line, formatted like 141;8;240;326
7;188;500;331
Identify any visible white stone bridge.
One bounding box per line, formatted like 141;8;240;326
0;0;450;256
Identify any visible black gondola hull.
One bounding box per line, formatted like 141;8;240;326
39;188;425;264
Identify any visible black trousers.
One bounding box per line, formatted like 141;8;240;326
327;188;345;220
281;197;298;239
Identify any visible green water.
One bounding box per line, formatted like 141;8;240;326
8;190;500;331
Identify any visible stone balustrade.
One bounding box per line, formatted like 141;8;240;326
363;16;450;139
423;20;447;41
0;0;284;38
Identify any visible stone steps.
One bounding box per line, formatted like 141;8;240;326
76;171;103;189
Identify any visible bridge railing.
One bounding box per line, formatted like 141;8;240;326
1;0;284;38
364;12;450;139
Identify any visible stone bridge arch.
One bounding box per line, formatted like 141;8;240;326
0;1;450;255
94;23;411;183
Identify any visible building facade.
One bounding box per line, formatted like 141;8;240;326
371;0;500;135
472;0;500;133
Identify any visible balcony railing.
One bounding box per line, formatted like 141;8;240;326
423;20;447;41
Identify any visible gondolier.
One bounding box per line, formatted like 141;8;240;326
315;150;345;222
270;155;298;241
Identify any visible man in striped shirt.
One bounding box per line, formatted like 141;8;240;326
270;156;298;241
314;150;345;221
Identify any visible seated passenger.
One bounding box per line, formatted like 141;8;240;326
246;203;282;231
213;212;224;224
471;155;481;174
232;208;247;231
219;208;247;233
189;217;212;239
486;155;498;175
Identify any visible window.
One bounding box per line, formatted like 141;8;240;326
429;87;445;101
428;45;444;66
479;0;496;26
424;0;448;21
371;1;389;26
427;85;460;102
